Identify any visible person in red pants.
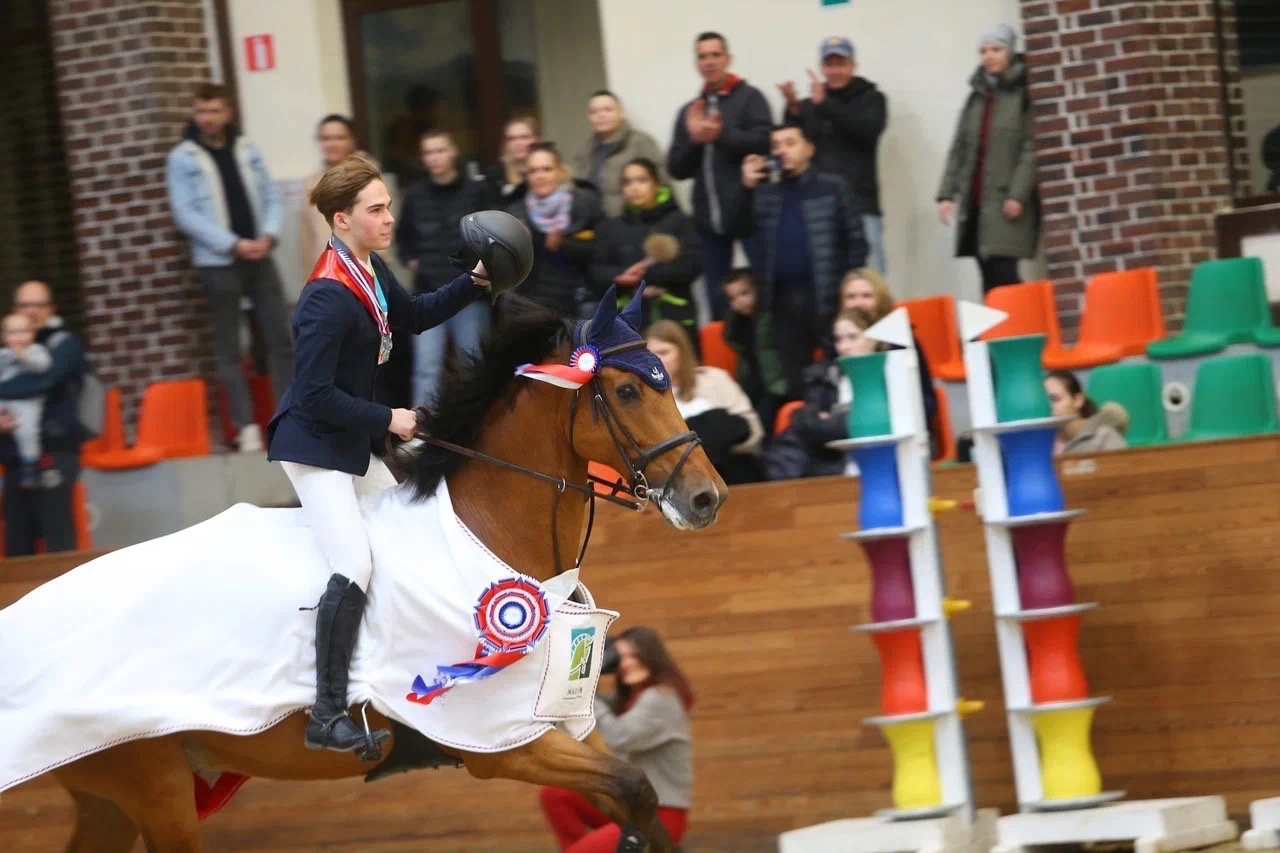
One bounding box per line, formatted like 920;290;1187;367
539;626;694;852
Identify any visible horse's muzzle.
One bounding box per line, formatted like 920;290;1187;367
657;476;727;531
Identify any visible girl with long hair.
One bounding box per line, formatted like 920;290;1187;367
539;626;694;852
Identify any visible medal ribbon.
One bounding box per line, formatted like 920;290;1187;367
308;238;390;340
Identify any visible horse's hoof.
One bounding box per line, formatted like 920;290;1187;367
614;824;646;853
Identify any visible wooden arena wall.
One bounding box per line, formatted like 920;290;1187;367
3;435;1278;851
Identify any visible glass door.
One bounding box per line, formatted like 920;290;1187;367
343;0;542;188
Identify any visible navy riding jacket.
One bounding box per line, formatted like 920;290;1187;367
267;250;486;476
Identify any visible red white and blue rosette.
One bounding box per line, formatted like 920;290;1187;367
407;577;551;706
513;344;601;390
474;577;551;655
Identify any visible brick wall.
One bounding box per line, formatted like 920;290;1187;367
1020;0;1237;337
48;0;216;432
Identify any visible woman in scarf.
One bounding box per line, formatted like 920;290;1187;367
506;142;604;320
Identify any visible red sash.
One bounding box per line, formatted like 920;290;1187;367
309;243;393;364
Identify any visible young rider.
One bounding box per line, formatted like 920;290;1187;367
267;154;491;758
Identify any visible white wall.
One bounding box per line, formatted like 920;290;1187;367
597;0;1026;303
225;0;351;181
218;0;1034;303
532;0;608;150
223;0;606;183
222;0;353;302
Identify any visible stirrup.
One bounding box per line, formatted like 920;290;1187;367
305;703;388;762
355;701;389;762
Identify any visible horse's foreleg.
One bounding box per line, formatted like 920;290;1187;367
460;729;675;853
63;789;139;853
55;736;202;853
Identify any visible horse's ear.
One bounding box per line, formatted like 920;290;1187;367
587;285;620;346
620;281;646;332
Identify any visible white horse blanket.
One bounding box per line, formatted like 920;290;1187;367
0;480;617;792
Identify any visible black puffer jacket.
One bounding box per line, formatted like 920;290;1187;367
590;195;702;333
742;168;867;318
506;183;605;320
395;173;497;293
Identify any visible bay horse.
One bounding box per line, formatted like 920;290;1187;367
11;288;727;852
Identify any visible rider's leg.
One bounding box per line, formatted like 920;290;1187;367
282;460;390;760
356;455;398;495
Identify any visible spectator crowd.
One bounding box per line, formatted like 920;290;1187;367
264;25;1043;487
0;21;1058;555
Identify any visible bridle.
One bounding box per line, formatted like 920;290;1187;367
416;338;702;574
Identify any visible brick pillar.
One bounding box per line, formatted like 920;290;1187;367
1020;0;1237;336
48;0;216;429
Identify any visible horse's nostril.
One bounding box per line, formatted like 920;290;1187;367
690;490;716;514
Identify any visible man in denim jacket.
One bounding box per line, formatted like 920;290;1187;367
166;83;293;452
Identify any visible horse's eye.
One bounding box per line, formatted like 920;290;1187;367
616;384;639;401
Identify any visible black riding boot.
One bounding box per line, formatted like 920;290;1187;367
305;573;390;761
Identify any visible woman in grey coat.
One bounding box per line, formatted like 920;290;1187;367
937;24;1040;293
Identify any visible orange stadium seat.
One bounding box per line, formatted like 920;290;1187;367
981;280;1073;367
773;400;805;435
699;321;738;375
81;386;164;470
898;295;966;381
930;381;957;463
1043;267;1164;369
135;379;211;460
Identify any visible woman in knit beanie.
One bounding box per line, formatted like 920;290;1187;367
936;24;1041;294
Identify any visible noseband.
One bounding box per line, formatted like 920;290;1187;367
417;339;702;574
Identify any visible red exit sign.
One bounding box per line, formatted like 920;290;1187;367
244;34;275;72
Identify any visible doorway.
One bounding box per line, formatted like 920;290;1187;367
342;0;542;187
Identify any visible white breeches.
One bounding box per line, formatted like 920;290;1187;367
281;455;396;591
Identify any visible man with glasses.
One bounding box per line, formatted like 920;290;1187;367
0;280;88;555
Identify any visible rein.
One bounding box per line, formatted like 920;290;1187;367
416;339;701;575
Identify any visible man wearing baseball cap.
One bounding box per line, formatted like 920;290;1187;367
779;36;888;273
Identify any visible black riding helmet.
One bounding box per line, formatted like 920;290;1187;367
450;210;534;301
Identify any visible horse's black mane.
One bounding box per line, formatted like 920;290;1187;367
404;294;571;500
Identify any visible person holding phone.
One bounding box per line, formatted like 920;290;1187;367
737;123;867;402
